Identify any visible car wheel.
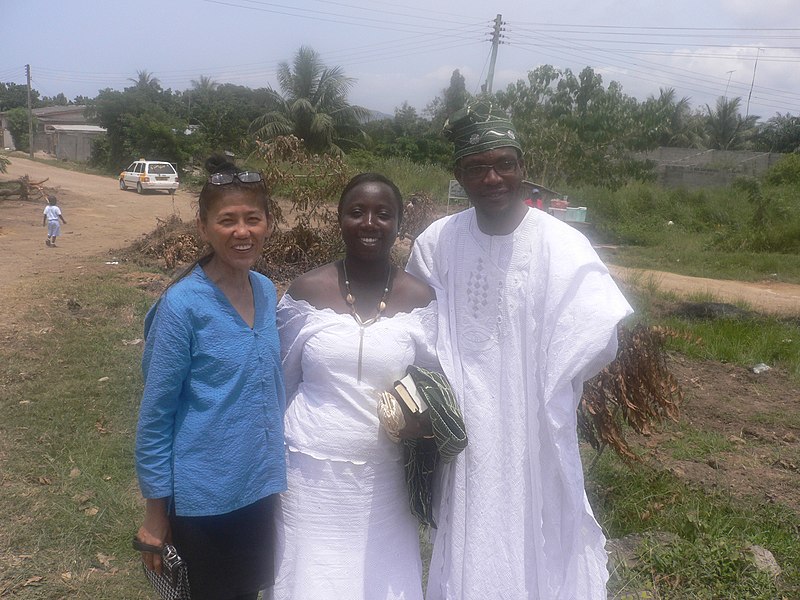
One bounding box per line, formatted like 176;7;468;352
169;188;176;196
119;179;127;190
136;182;144;195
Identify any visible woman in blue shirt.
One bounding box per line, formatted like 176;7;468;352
135;156;286;600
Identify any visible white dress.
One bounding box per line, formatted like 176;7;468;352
407;208;633;600
270;294;439;600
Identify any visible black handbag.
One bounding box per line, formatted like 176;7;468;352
132;538;191;600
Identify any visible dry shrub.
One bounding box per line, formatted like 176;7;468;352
256;136;349;282
579;324;684;463
400;191;436;242
119;214;202;271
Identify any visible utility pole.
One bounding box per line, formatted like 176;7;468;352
484;14;503;95
26;64;33;159
745;48;761;120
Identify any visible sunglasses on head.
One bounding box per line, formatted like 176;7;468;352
208;171;264;185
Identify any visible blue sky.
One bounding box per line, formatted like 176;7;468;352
3;0;799;119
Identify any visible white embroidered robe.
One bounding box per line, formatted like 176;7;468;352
406;208;633;600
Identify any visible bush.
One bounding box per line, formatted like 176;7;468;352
5;107;34;152
763;153;800;186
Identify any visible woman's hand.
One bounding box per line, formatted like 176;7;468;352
136;498;171;574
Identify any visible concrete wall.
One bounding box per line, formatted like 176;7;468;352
639;148;786;189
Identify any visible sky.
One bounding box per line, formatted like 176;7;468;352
3;0;799;120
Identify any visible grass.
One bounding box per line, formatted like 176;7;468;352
616;275;800;380
2;262;798;598
0;270;154;598
590;454;800;599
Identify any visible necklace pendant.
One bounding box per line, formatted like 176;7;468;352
346;293;355;305
378;300;386;312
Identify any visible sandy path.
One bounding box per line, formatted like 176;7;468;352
609;265;800;317
2;155;799;319
0;155;196;295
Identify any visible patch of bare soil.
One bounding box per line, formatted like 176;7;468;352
635;355;800;515
1;155;799;518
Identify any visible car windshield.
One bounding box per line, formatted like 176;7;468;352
148;163;175;175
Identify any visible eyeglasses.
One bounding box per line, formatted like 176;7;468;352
208;171;264;185
459;159;519;180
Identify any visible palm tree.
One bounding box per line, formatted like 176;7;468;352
646;87;700;148
128;70;161;91
704;96;758;150
251;46;368;154
190;75;219;94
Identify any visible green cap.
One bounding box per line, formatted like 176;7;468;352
442;101;521;161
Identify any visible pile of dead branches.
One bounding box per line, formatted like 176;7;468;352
579;323;685;464
118;214;202;271
399;191;436;242
0;175;49;202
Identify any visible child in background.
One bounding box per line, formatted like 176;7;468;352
42;195;67;247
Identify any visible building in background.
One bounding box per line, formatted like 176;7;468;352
0;105;106;162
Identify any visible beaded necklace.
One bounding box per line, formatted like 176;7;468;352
341;259;393;382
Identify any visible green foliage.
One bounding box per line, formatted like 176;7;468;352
424;69;471;128
646;535;779;599
0;81;38;110
590;457;800;599
362;106;452;167
755;113;800;153
4;106;34;152
703;96;759;150
251;46;368;154
182;82;272;157
495;65;654;188
344;154;452;203
660;314;800;379
763;152;800;186
0;154;9;173
0;272;156;598
641;88;704;148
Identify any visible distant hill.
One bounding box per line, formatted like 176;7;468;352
362;109;392;123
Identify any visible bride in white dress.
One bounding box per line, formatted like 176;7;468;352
269;173;438;600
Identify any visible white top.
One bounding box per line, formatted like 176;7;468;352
276;294;438;465
43;204;62;221
407;207;633;600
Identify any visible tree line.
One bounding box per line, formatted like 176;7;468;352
2;46;798;189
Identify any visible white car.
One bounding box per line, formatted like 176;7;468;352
119;160;179;195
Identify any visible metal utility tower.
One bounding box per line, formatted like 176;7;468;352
484;14;503;94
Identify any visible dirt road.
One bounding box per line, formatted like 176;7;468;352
0;155;196;300
2;155;799;317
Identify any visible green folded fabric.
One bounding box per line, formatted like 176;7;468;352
402;365;467;527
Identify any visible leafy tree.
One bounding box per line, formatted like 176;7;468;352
0;82;39;111
41;93;69;107
496;65;652;188
89;73;185;169
251;46;368;154
425;69;471;127
703;96;758;150
182;82;272;156
4;107;34;152
362;102;451;165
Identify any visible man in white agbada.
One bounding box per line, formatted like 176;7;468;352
406;102;633;600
